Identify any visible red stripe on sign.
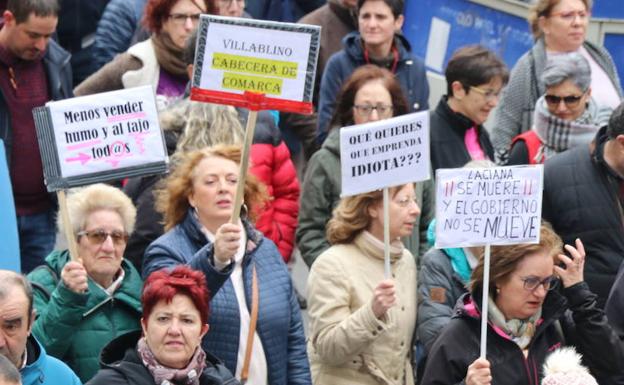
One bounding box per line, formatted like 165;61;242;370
190;88;313;114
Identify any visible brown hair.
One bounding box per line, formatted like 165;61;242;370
330;64;409;128
326;185;406;245
155;144;268;231
143;0;209;33
470;222;563;297
528;0;592;39
445;45;509;96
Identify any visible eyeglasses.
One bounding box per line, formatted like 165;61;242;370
549;10;591;23
520;275;558;292
469;86;502;102
168;13;202;26
395;196;419;208
544;94;584;108
353;104;394;118
217;0;245;6
77;229;128;246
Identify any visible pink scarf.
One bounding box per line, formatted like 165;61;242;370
137;337;207;385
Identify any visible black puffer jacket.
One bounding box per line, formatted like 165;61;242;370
421;283;623;385
86;331;239;385
543;127;624;307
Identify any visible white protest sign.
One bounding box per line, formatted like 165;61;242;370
34;86;167;190
340;111;430;196
435;165;543;248
191;15;320;113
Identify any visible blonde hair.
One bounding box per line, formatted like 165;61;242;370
59;183;136;236
528;0;592;39
156;144;268;231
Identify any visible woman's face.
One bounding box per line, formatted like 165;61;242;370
495;250;555;320
77;209;126;286
188;156;239;230
544;79;590;121
450;76;503;125
216;0;245;17
141;294;209;369
368;184;421;240
541;0;589;52
161;0;206;48
358;0;403;51
352;79;394;125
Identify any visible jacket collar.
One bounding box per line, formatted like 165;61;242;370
436;96;480;133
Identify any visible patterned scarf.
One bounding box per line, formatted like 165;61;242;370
137;337;207;385
487;296;542;350
532;95;611;163
152;32;188;78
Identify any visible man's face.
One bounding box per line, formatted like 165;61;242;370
0;287;33;368
2;11;58;61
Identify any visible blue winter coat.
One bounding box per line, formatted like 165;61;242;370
22;336;82;385
143;211;311;385
316;31;429;143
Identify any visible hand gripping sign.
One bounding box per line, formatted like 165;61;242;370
435;165;544;358
33;85;167;260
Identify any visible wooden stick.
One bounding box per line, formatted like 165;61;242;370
57;190;79;261
383;187;390;279
230;110;258;223
480;243;491;358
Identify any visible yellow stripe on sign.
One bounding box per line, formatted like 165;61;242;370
222;72;283;95
212;53;298;79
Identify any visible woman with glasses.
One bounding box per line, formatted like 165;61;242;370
26;184;143;383
491;0;622;164
297;65;435;267
507;53;613;165
307;183;420;385
421;223;623;385
75;0;209;110
429;46;509;171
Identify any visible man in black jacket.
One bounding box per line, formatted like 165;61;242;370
543;102;624;308
0;0;73;273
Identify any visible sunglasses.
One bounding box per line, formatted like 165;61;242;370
544;94;584;108
77;229;128;246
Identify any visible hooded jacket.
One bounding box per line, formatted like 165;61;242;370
316;31;429;143
28;250;143;382
421;283;623;385
85;330;239;385
21;335;81;385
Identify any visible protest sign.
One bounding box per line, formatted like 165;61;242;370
190;15;320;113
0;139;19;272
340;111;430;197
435;165;543;248
33;86;168;191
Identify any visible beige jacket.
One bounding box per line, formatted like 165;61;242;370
307;232;417;385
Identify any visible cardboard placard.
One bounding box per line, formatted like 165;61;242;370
34;86;168;191
340;111;430;196
435;165;543;248
190;15;320;113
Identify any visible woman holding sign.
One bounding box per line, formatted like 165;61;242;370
421;224;623;385
142;145;311;385
297;65;435;267
306;183;420;385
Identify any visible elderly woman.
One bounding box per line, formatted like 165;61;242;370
297;64;434;267
307;183;420;385
421;224;624;385
491;0;622;163
143;145;311;385
27;184;143;382
86;265;238;385
508;53;613;165
75;0;209;110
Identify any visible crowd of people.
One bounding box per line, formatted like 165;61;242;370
1;0;624;384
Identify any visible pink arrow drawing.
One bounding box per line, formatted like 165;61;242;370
65;152;92;165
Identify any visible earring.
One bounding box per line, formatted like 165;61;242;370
496;287;500;294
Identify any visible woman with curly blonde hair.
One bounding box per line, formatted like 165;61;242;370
307;183;420;385
143;144;312;385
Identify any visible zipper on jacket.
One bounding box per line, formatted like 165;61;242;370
82;296;113;318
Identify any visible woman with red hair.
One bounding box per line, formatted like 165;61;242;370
87;265;239;385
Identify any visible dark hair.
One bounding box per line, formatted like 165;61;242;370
0;271;34;324
6;0;59;23
607;102;624;139
445;45;509;96
0;355;20;384
356;0;403;18
330;64;409;128
142;266;210;324
143;0;209;33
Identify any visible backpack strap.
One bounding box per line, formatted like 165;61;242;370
29;264;59;301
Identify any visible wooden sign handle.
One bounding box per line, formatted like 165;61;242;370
57;190;80;261
230;110;258;223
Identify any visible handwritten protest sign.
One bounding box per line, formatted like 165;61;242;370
190;15;320;113
340;111;430;197
33;86;167;191
435;165;543;248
